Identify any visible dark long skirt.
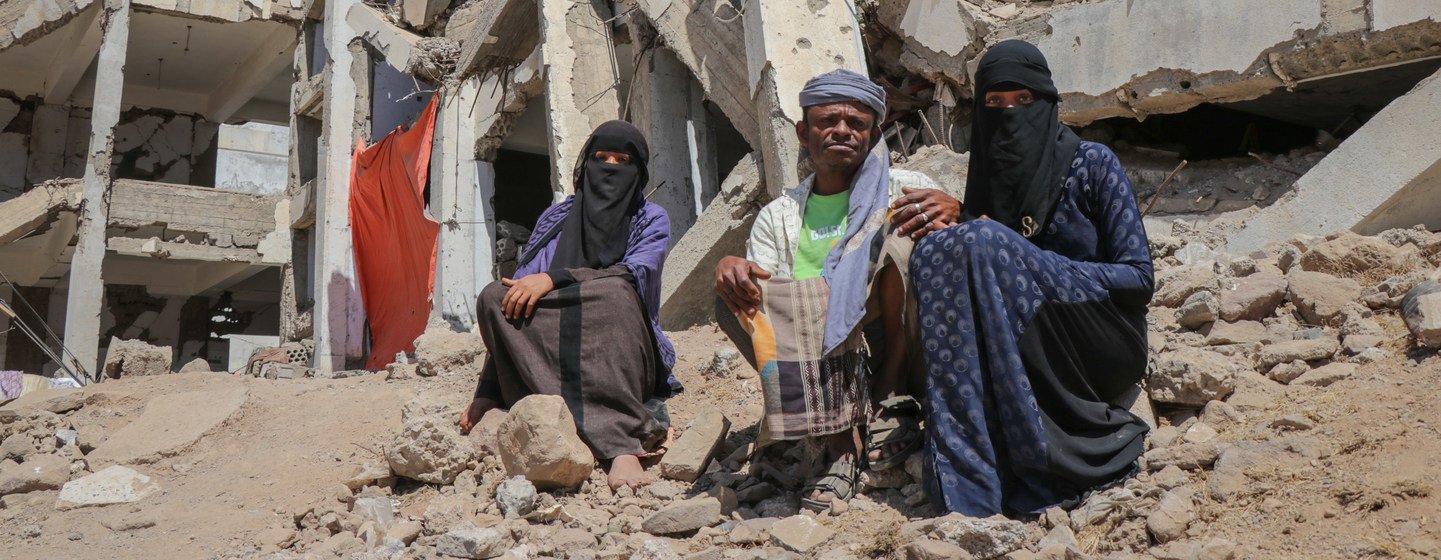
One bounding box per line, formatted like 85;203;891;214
475;266;667;459
911;219;1149;516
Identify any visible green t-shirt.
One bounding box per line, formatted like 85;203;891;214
793;189;850;279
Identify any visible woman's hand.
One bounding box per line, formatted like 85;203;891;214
500;273;555;320
891;187;963;239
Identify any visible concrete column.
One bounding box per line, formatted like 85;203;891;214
313;0;366;372
432;77;496;331
632;46;705;241
1221;68;1441;254
537;0;622;197
741;0;868;196
61;0;130;381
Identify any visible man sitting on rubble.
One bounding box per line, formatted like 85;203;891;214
713;69;961;511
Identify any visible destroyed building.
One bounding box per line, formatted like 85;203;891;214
0;0;1437;379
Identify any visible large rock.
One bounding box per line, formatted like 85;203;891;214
496;395;595;489
1153;265;1221;307
1299;232;1412;278
642;495;726;535
930;514;1028;559
56;466;160;510
1402;281;1441;348
1256;338;1339;370
0;454;70;495
101;338;173;378
1287;271;1361;326
1218;273;1287;321
659;410;731;483
1143;443;1220;471
87;388;248;467
414;328;486;377
386;417;478;485
1203;320;1268;346
1148;348;1240;406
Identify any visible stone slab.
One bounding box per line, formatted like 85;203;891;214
87;387;248;466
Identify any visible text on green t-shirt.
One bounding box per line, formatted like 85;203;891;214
793;189;850;279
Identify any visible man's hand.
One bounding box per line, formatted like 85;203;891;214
500;273;555;320
714;256;771;317
890;187;962;239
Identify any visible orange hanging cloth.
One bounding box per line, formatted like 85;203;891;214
350;95;441;369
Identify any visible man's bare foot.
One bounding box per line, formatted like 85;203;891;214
607;454;652;490
457;398;500;435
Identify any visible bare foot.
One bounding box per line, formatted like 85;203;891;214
607;454;652;490
457;398;499;435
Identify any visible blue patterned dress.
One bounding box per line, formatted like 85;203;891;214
911;141;1153;516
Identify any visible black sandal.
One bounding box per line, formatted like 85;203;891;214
800;456;858;513
865;395;923;471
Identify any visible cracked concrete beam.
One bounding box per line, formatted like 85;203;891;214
473;46;544;161
0;0;94;52
42;3;104;104
207;24;298;123
624;0;759;147
868;0;987;90
107;237;264;263
399;0;447;29
0;181;82;247
991;0;1441;125
537;0;622;195
346;3;420;71
741;0;867;196
1222;68;1441;254
130;0;303;23
453;0;540;79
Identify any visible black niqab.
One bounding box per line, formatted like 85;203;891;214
966;40;1081;238
549;120;650;271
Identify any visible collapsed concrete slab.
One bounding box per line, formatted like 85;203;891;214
625;0;759;147
991;0;1441;124
0;180;81;246
1222;68;1441;254
86;387;248;467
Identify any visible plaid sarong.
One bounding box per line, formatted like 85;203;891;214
723;277;869;443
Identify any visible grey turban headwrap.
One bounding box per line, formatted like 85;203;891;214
798;69;887;118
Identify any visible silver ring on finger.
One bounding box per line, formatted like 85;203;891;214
920;212;930;223
912;203;921;214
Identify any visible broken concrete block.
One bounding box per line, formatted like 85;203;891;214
929;513;1028;559
660;410;731;483
1148;348;1239;406
495;475;537;519
386;416;478;485
768;514;836;554
1256;338;1340;371
1153;265;1221;307
101;337;173;378
1218;273;1287;321
1175;290;1219;330
642;495;725;535
1300;232;1414;278
413;327;485;378
435;525;508;559
1287;270;1361;326
496;395;594;489
0;454;70;496
1403;281;1441;348
56;466;160;510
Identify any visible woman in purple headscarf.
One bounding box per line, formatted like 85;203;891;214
457;120;681;490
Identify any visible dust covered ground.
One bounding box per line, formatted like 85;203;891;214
3;229;1441;560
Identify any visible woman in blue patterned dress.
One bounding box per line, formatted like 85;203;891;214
911;40;1154;516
